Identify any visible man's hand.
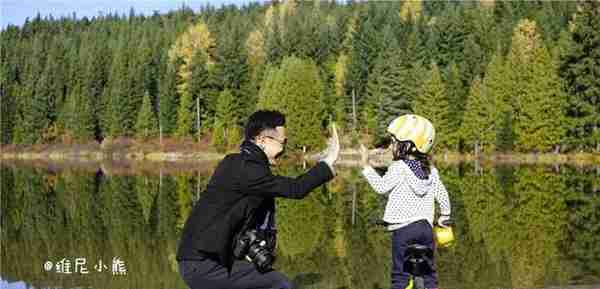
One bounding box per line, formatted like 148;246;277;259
359;144;369;167
322;122;340;170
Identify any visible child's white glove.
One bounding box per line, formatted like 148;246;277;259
437;215;451;228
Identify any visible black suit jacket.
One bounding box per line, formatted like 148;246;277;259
176;140;334;271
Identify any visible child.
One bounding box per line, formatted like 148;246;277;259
359;114;451;289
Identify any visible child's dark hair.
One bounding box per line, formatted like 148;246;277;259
392;137;431;177
244;110;286;140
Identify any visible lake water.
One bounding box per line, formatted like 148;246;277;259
1;160;599;289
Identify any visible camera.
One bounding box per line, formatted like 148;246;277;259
233;229;275;273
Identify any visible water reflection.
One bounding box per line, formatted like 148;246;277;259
1;162;599;289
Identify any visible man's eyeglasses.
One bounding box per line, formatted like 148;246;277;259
264;135;287;147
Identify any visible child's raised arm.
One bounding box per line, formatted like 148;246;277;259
360;144;402;194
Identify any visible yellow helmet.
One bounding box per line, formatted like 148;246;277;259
386;114;435;154
433;226;454;248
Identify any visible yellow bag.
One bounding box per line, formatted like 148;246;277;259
433;226;454;248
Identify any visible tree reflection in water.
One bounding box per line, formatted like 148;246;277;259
1;163;599;289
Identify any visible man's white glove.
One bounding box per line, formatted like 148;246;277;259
322;122;340;173
437;215;451;228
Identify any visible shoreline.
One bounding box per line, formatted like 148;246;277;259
327;149;600;167
1;146;598;167
0;149;225;162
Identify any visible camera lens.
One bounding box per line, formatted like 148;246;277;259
247;244;274;272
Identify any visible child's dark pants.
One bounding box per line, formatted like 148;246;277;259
391;219;438;289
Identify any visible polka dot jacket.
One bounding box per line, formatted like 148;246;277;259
361;160;451;230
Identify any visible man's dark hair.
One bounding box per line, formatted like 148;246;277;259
244;110;286;140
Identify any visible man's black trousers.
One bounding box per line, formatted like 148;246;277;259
178;257;292;289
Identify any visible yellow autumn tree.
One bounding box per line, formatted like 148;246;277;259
168;21;215;137
246;30;265;69
510;19;541;65
399;0;423;22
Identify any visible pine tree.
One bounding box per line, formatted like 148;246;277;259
65;48;94;142
175;87;194;138
479;51;512;151
364;58;385;141
414;63;450;150
445;62;467;150
333;53;349;130
135;91;158;140
0;26;20;143
429;6;467;68
45;37;67;129
106;34;134;137
365;25;408;142
54;37;79;140
81;32;109;141
32;65;53;141
559;1;600;151
516;46;566;152
496;109;515;152
212;89;238;152
65;84;95;142
258;56;325;150
508;19;566;152
345;13;380;127
213;17;250;122
319;56;338;131
315;14;340;66
158;58;180;136
460;76;497;154
460;34;486;85
504;20;538;151
413;15;432;64
263;4;284;66
188;50;211;135
128;42;150;133
0;54;16;144
18;36;49;143
398;29;427;112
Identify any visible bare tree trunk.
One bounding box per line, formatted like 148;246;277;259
592;124;600;152
159;167;163;196
352;182;357;226
159;124;163;146
352;89;357;133
196;97;201;142
158;97;163;147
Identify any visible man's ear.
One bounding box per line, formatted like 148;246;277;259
255;136;265;149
